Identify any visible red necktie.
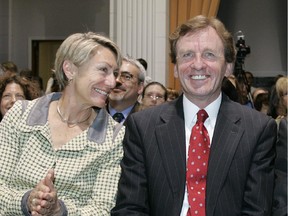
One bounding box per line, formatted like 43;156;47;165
186;109;210;216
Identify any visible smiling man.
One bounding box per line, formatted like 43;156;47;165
111;15;277;216
108;56;146;124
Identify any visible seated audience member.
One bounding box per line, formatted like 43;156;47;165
252;87;269;101
254;92;269;114
0;74;40;121
20;68;45;96
138;81;167;110
108;56;146;124
166;87;180;101
237;77;253;107
244;71;255;92
275;76;288;119
1;61;18;75
221;76;240;103
268;75;286;120
0;32;124;215
45;70;61;94
137;58;148;70
273;117;287;216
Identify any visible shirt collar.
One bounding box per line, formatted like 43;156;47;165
109;105;134;120
183;93;222;128
26;92;113;144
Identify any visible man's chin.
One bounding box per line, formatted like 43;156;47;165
109;94;124;101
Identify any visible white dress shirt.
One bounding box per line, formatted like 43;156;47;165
180;93;222;216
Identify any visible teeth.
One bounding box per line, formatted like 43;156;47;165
95;88;108;96
191;75;206;80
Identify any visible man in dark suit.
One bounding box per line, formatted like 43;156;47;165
111;15;277;216
108;56;146;124
273;118;287;216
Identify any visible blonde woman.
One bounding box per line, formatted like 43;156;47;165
0;32;124;215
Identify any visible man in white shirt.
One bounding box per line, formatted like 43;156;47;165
111;15;277;216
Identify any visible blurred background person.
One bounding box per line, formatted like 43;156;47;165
254;92;269;114
268;76;287;121
20;68;45;96
252;87;269;101
0;74;40;121
166;87;180;102
221;76;240;103
1;61;18;75
275;76;288;119
138;81;167;110
45;70;61;94
136;58;148;71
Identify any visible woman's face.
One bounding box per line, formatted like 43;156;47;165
0;82;25;116
70;46;119;108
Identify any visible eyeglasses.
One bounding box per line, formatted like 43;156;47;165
144;93;165;101
177;50;223;65
117;72;135;82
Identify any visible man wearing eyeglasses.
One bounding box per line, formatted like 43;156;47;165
108;56;146;124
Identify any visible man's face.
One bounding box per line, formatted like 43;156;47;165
174;26;233;107
109;60;144;108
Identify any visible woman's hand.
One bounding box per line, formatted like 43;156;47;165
28;169;62;216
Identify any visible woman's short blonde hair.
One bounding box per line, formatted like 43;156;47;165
54;32;122;90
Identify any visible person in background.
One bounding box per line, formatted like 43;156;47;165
221;76;240;103
252;87;268;101
254;92;269;114
275;76;288;120
0;74;40;121
244;71;254;91
0;32;125;215
138;81;167;110
108;56;146;124
137;58;148;70
166;87;180;102
111;15;276;216
20;68;45;96
45;70;61;94
1;61;18;75
268;76;287;121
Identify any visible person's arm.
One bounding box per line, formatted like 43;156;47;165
21;169;67;216
111;115;150;216
242;117;277;215
0;101;32;215
58;130;124;215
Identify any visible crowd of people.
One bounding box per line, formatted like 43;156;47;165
0;15;286;215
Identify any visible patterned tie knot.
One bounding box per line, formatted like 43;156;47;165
112;112;124;123
197;109;208;124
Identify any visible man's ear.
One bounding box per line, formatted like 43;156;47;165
174;65;179;78
224;63;234;77
62;60;76;80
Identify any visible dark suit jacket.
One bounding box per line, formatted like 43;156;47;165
273;118;287;216
111;94;277;216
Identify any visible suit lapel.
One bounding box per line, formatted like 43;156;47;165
155;97;186;199
206;96;244;215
